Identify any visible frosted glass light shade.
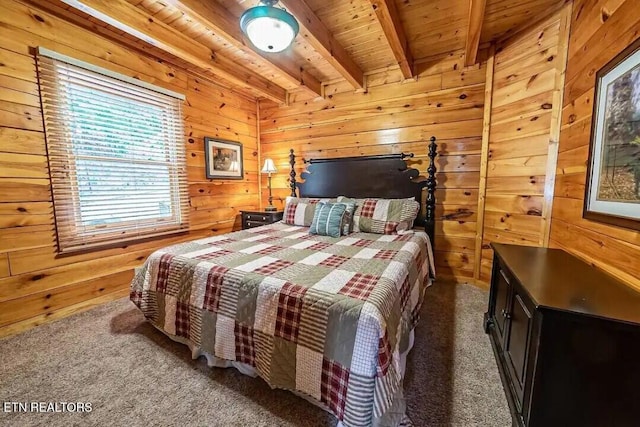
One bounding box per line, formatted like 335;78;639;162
261;158;277;174
240;4;299;53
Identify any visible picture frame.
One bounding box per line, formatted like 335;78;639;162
204;138;244;180
583;37;640;231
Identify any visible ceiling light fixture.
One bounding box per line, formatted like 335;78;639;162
240;0;299;53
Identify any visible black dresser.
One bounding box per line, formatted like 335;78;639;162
485;243;640;427
240;210;283;229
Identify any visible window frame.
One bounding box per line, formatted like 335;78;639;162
36;47;189;255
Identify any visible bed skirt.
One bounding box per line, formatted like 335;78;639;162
152;324;416;427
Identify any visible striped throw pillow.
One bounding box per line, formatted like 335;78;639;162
309;203;347;238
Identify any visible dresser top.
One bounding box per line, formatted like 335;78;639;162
492;244;640;325
240;210;283;214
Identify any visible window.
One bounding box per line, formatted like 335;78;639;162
37;48;189;254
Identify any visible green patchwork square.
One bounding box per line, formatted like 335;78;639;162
270;337;297;389
235;273;260;324
339;258;388;276
155;292;166;327
386;200;404;220
324;296;362;367
289;265;333;287
199;310;217;355
276;248;315;262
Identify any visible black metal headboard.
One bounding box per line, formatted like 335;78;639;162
288;137;438;247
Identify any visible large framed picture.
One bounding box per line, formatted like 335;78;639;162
584;37;640;231
204;138;244;180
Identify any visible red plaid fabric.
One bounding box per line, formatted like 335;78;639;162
352;239;372;247
255;259;293;275
249;227;274;234
156;253;175;293
130;290;142;306
377;332;391;376
321;359;350;420
308;242;331;251
319;255;349;268
255;245;283;256
255;235;281;243
374;249;398;260
393;233;414;242
234;322;256;366
283;202;298;224
411;302;422;328
339;273;378;300
175;301;190;339
195;249;233;260
360;199;377;218
206;238;235;245
203;265;229;312
383;221;399;234
275;282;307;342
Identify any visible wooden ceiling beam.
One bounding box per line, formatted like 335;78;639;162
279;0;364;89
59;0;287;103
464;0;487;66
164;0;322;97
369;0;414;79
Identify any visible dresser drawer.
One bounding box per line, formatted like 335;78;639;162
244;213;270;222
240;211;283;230
244;219;269;229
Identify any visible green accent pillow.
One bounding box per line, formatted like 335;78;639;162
309;203;347;238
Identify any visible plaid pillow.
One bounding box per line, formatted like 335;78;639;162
336;201;356;235
337;197;419;234
309;203;347;238
283;197;336;226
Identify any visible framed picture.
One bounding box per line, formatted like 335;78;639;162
584;37;640;231
204;138;244;180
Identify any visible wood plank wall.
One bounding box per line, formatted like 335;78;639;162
259;51;486;282
550;0;640;290
478;6;571;282
0;0;259;337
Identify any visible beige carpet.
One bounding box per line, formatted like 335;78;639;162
0;282;510;426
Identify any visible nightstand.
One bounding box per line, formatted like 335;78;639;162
240;210;283;229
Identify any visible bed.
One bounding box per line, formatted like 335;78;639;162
130;137;438;427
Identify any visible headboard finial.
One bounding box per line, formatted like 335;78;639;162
425;137;438;245
289;149;297;197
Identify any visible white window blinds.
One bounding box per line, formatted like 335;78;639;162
37;48;189;254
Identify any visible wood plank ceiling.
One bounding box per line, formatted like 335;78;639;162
42;0;569;101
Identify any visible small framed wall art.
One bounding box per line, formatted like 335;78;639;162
204;138;244;180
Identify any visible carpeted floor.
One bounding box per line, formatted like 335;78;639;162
0;282;510;427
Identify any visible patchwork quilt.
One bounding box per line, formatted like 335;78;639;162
130;222;434;427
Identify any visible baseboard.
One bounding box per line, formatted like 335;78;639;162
436;274;490;290
0;289;129;339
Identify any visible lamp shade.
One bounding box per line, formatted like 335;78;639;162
240;2;299;53
261;158;278;174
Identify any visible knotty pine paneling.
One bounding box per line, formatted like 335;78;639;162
550;0;640;291
0;0;259;337
479;6;571;283
259;51;486;281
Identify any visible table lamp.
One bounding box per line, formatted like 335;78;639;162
261;158;278;211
